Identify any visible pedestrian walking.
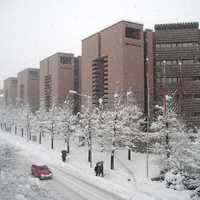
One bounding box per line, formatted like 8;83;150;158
95;161;104;177
94;164;98;176
99;163;104;177
61;150;67;162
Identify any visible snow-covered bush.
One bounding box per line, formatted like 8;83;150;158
151;95;200;191
164;170;185;191
191;186;200;200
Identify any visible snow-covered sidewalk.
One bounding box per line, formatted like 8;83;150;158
0;131;192;200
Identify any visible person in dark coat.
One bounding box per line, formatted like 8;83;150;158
61;150;67;162
99;163;104;177
94;164;98;176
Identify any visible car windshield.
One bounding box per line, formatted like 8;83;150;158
38;165;48;170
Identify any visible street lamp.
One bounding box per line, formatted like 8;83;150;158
145;57;150;179
69;90;93;168
162;60;167;114
126;90;133;161
178;60;183;116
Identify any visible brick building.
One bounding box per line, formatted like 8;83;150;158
153;22;200;126
17;68;39;111
40;53;81;110
82;20;145;108
3;77;18;105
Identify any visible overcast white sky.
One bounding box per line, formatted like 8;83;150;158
0;0;199;88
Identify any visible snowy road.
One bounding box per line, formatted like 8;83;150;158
24;150;125;200
1;131;192;200
0;134;125;200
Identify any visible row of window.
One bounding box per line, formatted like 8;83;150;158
156;42;199;49
60;56;72;64
156;77;178;84
125;27;141;40
29;70;38;77
183;94;200;99
156;76;200;83
156;59;200;66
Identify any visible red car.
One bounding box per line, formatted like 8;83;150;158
31;165;53;180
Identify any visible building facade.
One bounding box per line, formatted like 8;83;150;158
3;77;18;105
153;22;200;126
17;68;39;111
82;20;145;108
73;56;81;113
40;52;80;110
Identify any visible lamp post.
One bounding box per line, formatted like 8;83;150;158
178;60;182;116
162;60;171;162
69;90;93;168
162;60;167;114
126;90;133;161
145;57;150;179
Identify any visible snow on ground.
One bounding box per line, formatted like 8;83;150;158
0;141;65;200
0;130;192;200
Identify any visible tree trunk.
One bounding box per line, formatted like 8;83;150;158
88;148;91;163
67;137;70;153
21;128;24;137
166;132;170;158
39;132;42;144
111;150;115;170
28;128;31;141
51;136;54;149
128;148;131;160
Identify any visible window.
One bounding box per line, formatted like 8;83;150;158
182;60;194;64
172;43;177;48
156;44;160;49
125;27;141;40
177;43;182;47
60;56;72;64
193;94;200;99
11;80;17;84
194;112;200;116
172;60;177;65
193;76;200;81
172;78;178;83
166;60;172;65
29;70;38;77
156;61;161;66
160;44;166;48
156;78;161;83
